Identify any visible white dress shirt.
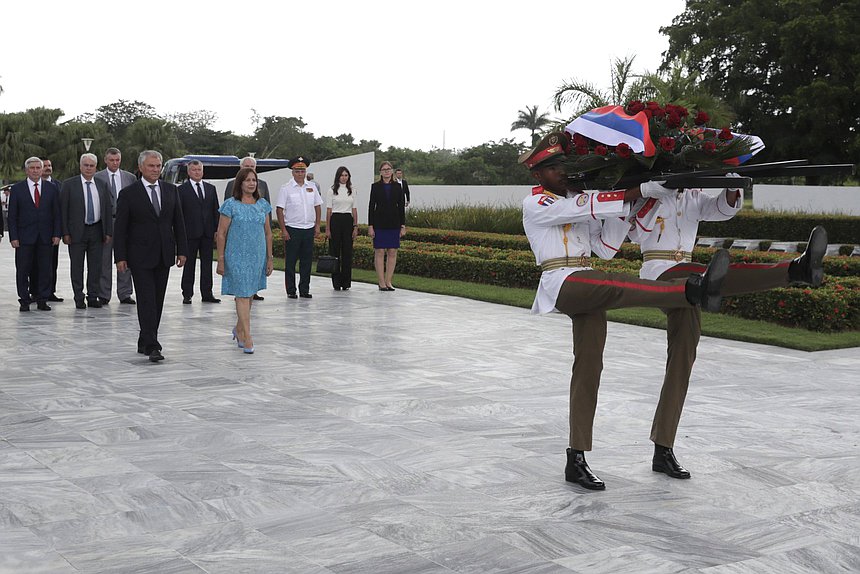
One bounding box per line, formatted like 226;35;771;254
81;176;102;223
276;178;322;229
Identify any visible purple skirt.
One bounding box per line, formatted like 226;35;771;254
373;227;401;249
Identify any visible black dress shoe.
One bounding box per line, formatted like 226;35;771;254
19;303;30;312
202;296;221;303
37;302;51;311
652;445;691;479
99;297;110;305
148;350;164;362
253;294;264;301
789;226;827;286
299;293;312;299
183;297;192;304
287;293;298;299
75;301;86;310
685;248;729;312
48;294;64;302
120;297;135;305
87;299;102;308
565;448;606;490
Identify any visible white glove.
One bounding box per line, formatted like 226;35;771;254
640;181;679;200
726;172;744;193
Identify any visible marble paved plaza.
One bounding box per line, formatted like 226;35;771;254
1;243;859;573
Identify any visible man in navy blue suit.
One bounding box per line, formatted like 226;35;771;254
178;159;221;304
7;157;62;311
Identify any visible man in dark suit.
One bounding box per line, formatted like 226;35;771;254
114;150;188;362
60;153;114;309
223;156;269;301
95;147;138;305
395;168;411;207
179;159;220;304
39;158;65;302
7;157;62;311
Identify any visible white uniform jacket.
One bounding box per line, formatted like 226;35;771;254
628;188;742;280
523;186;630;314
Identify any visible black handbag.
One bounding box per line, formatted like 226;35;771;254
316;238;339;274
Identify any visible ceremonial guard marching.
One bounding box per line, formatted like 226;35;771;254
521;132;732;490
628;185;827;477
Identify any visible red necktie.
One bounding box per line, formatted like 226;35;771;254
34;182;40;208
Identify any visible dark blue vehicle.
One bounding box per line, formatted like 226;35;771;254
161;155;291;184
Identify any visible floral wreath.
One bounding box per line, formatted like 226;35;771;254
564;101;759;188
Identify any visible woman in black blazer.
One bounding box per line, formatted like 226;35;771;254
367;161;405;291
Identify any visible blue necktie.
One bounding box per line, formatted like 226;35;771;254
149;185;160;216
85;181;95;224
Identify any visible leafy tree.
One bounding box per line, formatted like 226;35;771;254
96;100;160;132
511;105;554;145
438;140;532;185
553;56;650;122
661;0;860;169
123;117;183;166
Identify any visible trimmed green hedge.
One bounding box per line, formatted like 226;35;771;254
698;211;860;244
270;230;860;332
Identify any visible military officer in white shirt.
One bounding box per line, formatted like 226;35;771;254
628;184;827;479
521;132;733;491
276;156;322;299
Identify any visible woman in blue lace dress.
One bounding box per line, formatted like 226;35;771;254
216;167;273;353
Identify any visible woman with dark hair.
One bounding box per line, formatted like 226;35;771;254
215;167;273;354
324;166;359;291
367;161;406;291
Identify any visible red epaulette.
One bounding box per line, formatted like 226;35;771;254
531;185;545;196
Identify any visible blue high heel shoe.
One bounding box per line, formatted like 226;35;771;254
243;346;255;354
232;328;244;349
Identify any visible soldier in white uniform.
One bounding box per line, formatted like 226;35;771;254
521;132;732;491
628;185;827;479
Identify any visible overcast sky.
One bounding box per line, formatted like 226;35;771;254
2;0;686;152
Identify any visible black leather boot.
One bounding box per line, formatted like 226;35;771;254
565;448;605;490
652;444;691;479
685;248;729;312
788;226;827;286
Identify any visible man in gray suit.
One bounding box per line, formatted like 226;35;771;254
223;156;269;300
61;154;114;309
223;156;270;203
95;147;137;305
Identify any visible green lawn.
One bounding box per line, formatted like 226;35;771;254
291;264;859;352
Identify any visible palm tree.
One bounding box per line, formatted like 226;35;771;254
552;56;649;122
638;53;736;127
510;105;554;145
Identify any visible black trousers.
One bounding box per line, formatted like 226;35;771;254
181;235;215;298
329;212;354;289
68;223;104;304
284;226;314;295
16;243;53;304
29;243;59;297
130;263;170;353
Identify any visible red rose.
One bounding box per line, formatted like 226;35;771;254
653;108;666;119
615;142;632;158
643;109;653;119
702;140;716;153
594;145;608;156
625;100;645;114
676;105;689;118
659;137;676;152
646;101;661;111
575;144;590;156
694;111;710;125
572;133;588;147
666;112;681;128
718;127;734;141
